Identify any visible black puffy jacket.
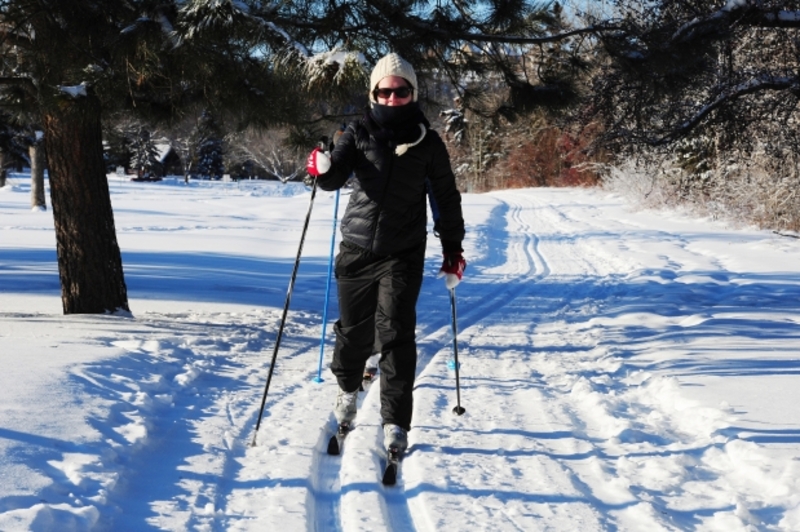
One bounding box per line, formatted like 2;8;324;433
318;117;465;257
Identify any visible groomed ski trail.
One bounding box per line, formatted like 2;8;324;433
70;186;800;531
320;191;559;532
67;309;329;531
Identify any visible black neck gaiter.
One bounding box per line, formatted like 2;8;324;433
364;102;429;146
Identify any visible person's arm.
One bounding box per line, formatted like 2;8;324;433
425;178;441;237
427;133;465;252
427;132;466;289
314;124;359;191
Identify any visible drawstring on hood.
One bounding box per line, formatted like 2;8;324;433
366;102;428;156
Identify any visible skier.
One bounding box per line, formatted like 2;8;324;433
306;52;466;456
362;179;439;390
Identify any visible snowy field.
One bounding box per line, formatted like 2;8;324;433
1;173;799;531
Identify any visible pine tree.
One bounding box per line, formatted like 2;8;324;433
29;131;46;210
0;114;25;189
588;0;800;149
0;1;309;313
128;128;161;180
191;112;225;180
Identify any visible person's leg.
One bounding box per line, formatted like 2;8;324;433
376;243;425;432
330;243;380;393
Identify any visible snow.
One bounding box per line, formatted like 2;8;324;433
266;22;310;57
305;50;368;87
723;0;750;12
776;11;800;23
309;50;367;69
2;172;800;531
58;83;88;99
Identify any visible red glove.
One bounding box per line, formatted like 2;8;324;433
438;252;466;289
306;147;331;177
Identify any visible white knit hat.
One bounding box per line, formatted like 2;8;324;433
369;53;418;103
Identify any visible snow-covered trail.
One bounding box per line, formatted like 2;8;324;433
300;189;800;532
2;179;800;531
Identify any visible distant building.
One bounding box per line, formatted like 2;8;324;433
154;143;183;177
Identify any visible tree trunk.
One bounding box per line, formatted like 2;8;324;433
30;140;47;210
43;95;130;314
0;150;6;188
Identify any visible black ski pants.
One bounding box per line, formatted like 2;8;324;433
330;240;425;431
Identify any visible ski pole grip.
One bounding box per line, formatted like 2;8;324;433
318;136;330;153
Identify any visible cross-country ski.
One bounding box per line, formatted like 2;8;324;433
326;422;351;456
381;447;402;486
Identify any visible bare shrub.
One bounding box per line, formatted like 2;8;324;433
602;151;800;232
226;128;303;182
491;121;605;189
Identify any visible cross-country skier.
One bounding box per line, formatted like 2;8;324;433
306;52;466;455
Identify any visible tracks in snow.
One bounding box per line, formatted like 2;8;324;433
88;188;787;531
304;192;555;532
255;188;786;531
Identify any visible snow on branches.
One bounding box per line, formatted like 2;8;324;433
303;50;368;91
58;82;88;99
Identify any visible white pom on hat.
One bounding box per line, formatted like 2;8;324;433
369;53;418;103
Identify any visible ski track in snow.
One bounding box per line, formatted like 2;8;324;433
78;310;326;531
3;180;800;531
318;189;800;532
311;194;554;532
318;192;624;532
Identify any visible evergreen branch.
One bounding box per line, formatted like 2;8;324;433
673;3;800;44
653;74;798;146
0;76;36;92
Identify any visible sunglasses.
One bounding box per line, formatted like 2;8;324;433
373;86;413;99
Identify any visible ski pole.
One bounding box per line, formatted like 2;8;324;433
251;170;320;446
449;287;466;415
313;187;340;383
